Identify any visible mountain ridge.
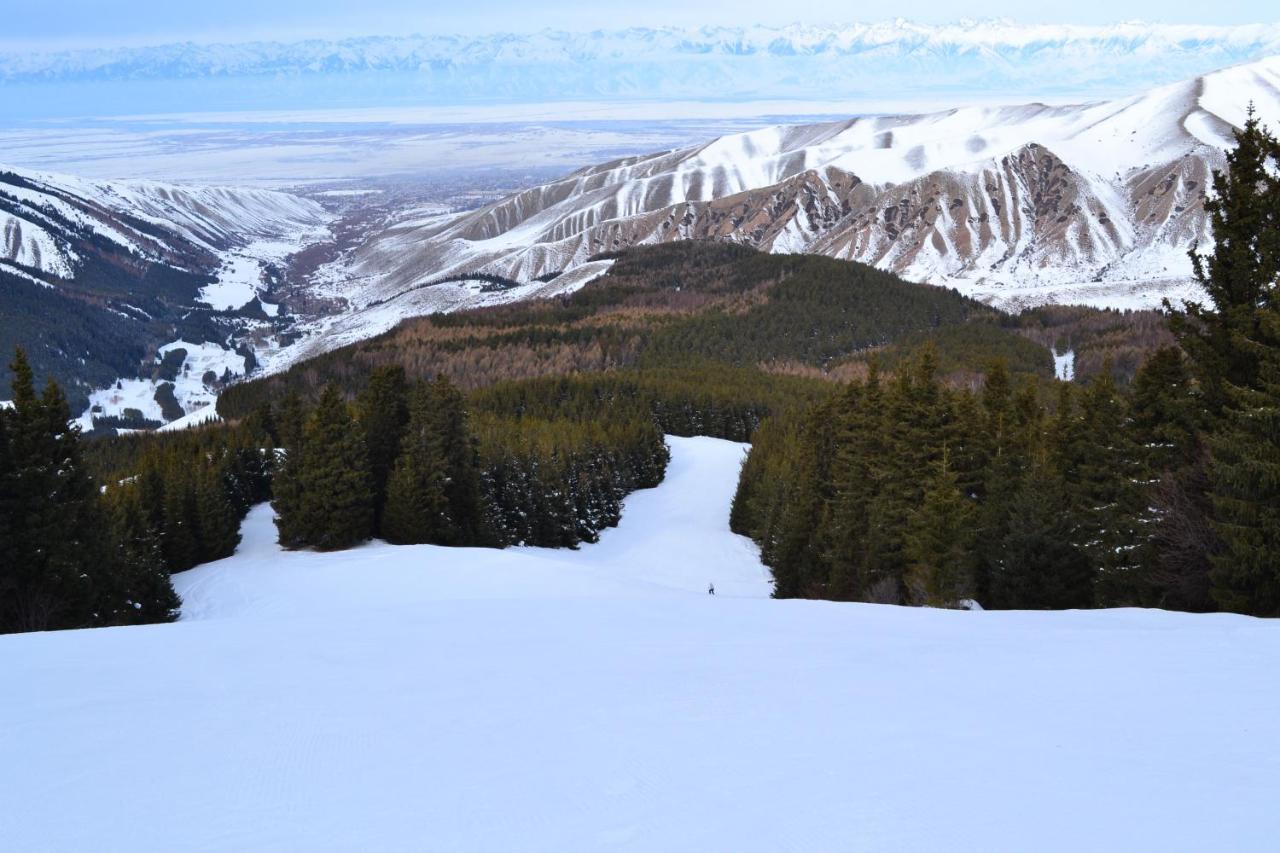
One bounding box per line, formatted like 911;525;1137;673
308;56;1280;320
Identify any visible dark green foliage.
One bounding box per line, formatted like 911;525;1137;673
0;348;182;634
156;348;187;382
1164;111;1280;615
274;384;374;551
153;382;184;422
904;451;978;607
1207;309;1280;615
987;471;1093;610
104;488;182;625
733;344;1103;610
381;378;484;546
357;365;410;528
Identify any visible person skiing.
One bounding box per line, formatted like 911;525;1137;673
708;583;715;596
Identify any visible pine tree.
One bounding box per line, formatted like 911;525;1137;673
425;376;485;546
161;457;201;571
1169;107;1280;414
381;384;452;545
1165;111;1280;614
195;461;241;563
903;450;977;607
1072;367;1146;605
1129;347;1201;474
1;350;109;632
770;398;836;598
357;365;410;528
274;384;374;551
106;487;181;625
824;371;884;600
1208;308;1280;615
988;468;1094;610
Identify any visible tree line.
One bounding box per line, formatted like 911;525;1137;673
732;114;1280;617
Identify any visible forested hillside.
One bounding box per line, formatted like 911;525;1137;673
732;115;1280;617
217;243;992;416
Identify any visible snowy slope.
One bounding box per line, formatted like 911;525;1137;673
2;436;1278;852
0;165;328;270
316;56;1280;314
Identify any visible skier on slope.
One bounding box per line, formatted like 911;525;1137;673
708;583;715;596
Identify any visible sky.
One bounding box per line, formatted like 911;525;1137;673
3;0;1278;48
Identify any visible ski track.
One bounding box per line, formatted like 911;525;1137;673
1;436;1278;852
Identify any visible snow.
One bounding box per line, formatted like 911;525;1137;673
1055;349;1076;382
156;404;221;432
79;340;247;428
3;435;1279;852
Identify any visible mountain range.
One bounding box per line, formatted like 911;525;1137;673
5;54;1280;425
5;21;1280;119
311;55;1280;330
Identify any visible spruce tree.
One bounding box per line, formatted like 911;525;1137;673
1072;368;1146;605
195;461;241;563
274;384;374;551
2;350;108;632
161;457;201;571
1169;108;1280;414
1208;308;1280;615
989;468;1094;610
425;376;485;546
381;384;452;545
106;487;181;625
358;365;410;528
903;450;977;608
1165;111;1280;613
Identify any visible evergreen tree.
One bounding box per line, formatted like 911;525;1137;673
824;371;885;600
381;384;452;545
161;458;200;571
357;365;410;528
1;349;109;632
770;399;835;598
1169;108;1280;414
903;450;977;607
1208;308;1280;615
1165;111;1280;614
988;469;1094;610
274;384;374;551
425;376;485;546
1072;367;1146;605
106;487;181;625
195;461;241;563
1129;346;1201;474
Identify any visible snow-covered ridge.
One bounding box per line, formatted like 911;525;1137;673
316;56;1280;313
0;164;330;267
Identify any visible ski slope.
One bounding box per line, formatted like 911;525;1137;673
2;436;1278;852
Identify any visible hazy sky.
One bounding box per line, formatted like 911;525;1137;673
5;0;1279;48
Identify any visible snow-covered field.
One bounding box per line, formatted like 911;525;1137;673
2;436;1278;852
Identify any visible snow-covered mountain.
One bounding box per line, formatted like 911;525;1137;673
317;56;1280;313
1;165;327;280
0;165;330;421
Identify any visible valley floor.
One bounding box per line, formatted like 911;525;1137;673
2;437;1277;851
